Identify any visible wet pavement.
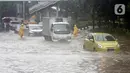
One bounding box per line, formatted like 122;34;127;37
0;31;130;73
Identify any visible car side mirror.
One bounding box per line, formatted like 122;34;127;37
89;39;94;42
85;38;88;41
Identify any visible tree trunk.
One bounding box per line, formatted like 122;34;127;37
98;18;101;28
92;8;95;29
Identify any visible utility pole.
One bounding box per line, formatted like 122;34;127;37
23;1;25;20
56;1;61;17
56;4;59;17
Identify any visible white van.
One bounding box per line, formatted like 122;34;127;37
28;24;43;36
10;21;21;32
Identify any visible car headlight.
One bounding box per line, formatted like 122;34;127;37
98;44;102;48
29;30;34;33
117;44;120;47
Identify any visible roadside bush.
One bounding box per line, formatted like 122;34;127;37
103;27;130;36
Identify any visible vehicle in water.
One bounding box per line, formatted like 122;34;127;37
28;24;43;36
2;17;23;33
83;33;120;52
42;17;72;42
10;21;21;32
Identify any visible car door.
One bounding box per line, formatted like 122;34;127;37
85;34;94;50
84;35;90;49
84;34;92;50
89;35;95;51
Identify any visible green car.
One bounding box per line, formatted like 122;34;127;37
83;33;120;52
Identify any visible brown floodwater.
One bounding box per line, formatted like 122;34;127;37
98;35;130;73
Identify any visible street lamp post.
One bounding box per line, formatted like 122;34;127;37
23;1;25;20
56;5;59;17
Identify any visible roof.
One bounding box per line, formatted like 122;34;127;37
29;1;58;14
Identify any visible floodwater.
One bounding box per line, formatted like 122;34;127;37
100;35;130;73
0;30;130;73
82;30;130;73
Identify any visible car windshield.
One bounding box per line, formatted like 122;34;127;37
94;34;115;41
53;24;70;34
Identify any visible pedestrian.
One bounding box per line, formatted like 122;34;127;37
4;22;6;31
5;23;10;32
6;23;10;32
19;22;24;39
73;25;79;37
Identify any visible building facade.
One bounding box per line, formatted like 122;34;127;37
28;1;69;23
16;1;30;19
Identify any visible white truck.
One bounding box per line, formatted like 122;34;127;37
42;17;72;42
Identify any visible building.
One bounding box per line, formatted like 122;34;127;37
28;1;69;23
16;2;23;18
16;1;30;19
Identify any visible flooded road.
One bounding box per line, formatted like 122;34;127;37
116;35;130;53
0;31;130;73
99;35;130;73
82;30;130;73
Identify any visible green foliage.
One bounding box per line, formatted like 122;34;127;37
128;2;130;12
0;2;16;19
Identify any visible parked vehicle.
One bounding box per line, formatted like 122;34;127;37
2;17;23;33
10;21;21;31
42;17;72;42
83;33;120;52
28;24;43;36
0;23;3;32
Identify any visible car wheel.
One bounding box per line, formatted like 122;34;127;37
44;36;48;41
67;38;72;42
48;36;52;41
52;37;58;42
93;48;96;52
44;36;52;41
83;45;85;49
28;33;30;36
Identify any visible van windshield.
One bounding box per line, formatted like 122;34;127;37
53;24;70;34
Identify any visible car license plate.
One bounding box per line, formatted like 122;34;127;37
60;36;65;39
107;49;114;51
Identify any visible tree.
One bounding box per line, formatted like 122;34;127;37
58;0;130;30
0;2;17;22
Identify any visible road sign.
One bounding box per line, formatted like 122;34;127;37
114;4;125;15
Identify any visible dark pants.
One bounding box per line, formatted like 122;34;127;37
6;24;10;32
